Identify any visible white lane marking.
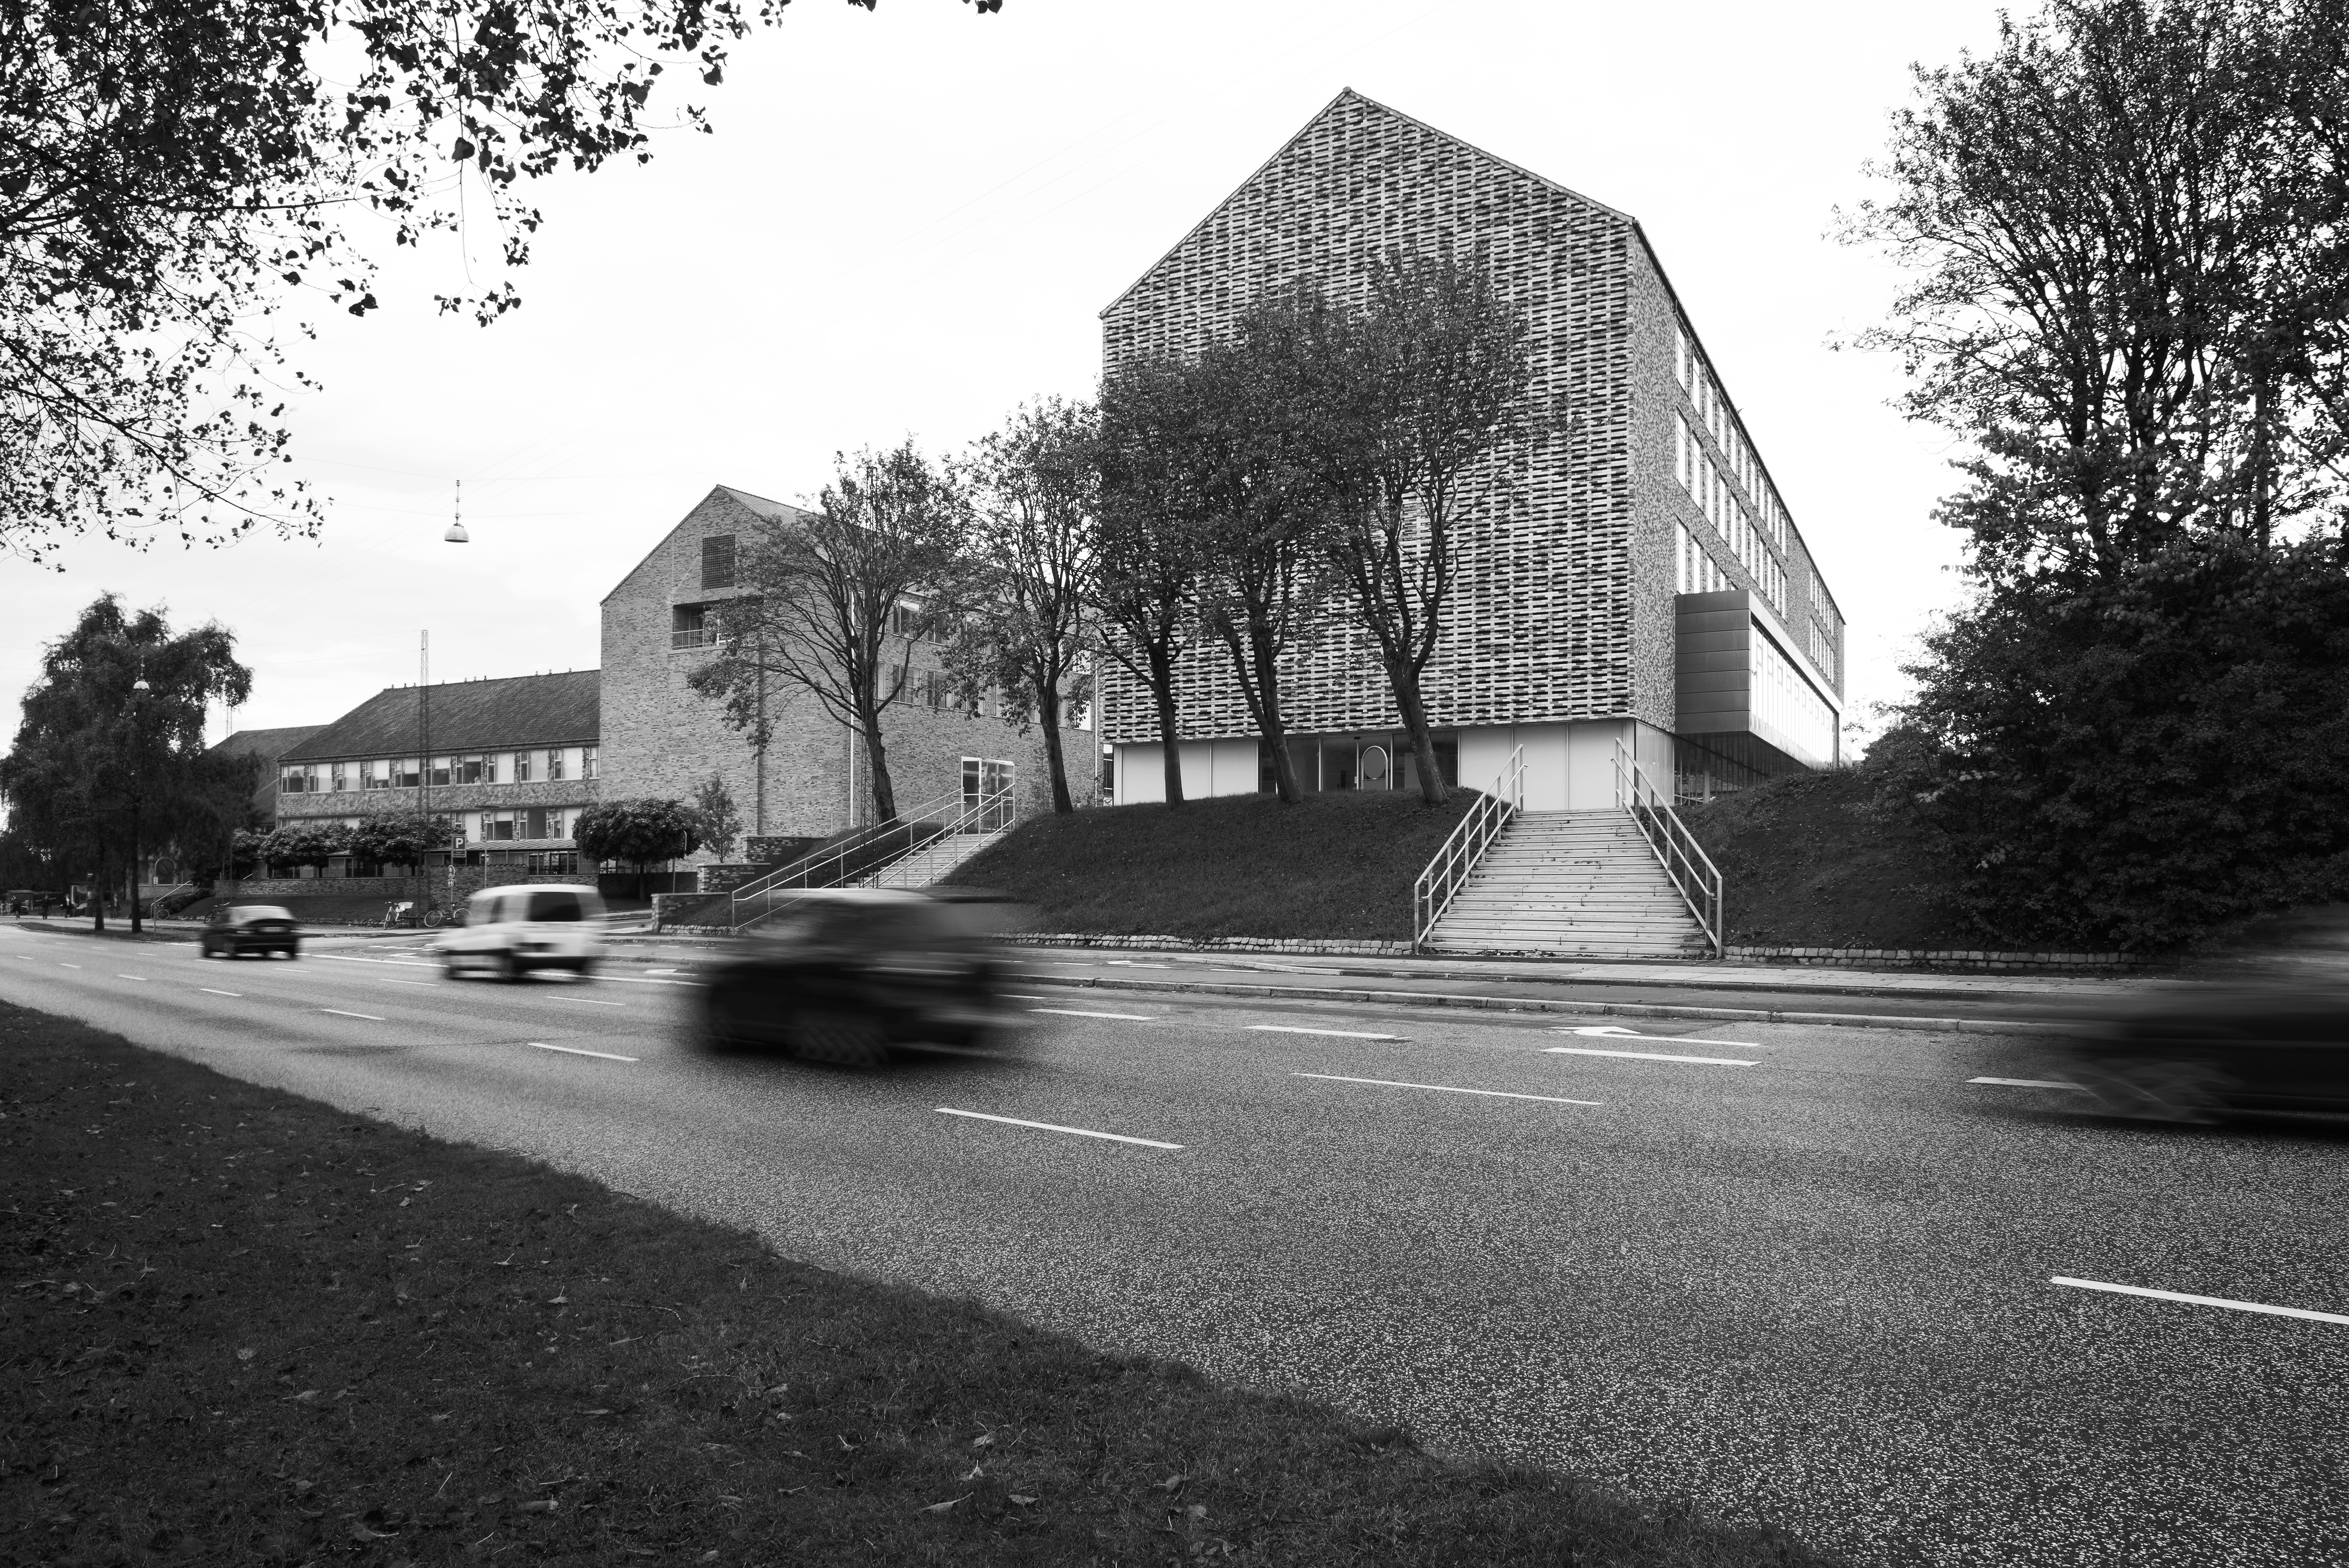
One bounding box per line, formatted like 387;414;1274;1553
935;1107;1181;1150
1566;1024;1763;1049
379;978;437;987
199;988;243;998
1030;1008;1157;1022
529;1042;639;1062
1972;1076;2080;1089
548;996;627;1007
2051;1276;2349;1326
1294;1072;1601;1106
644;967;684;976
1249;1024;1403;1041
597;973;702;988
59;962;81;968
1000;993;1054;1001
321;1009;386;1021
116;974;148;981
1544;1046;1758;1066
1104;959;1172;968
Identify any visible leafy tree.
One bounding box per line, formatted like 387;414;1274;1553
257;820;348;875
573;797;700;880
345;810;455;872
0;596;255;932
689;441;971;822
2;0;999;565
1094;361;1211;808
691;773;743;861
1843;0;2349;585
944;399;1098;815
1311;253;1535;806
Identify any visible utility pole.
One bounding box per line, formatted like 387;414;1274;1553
419;632;431;902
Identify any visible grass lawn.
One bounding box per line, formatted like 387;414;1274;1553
0;1001;1835;1567
946;791;1482;942
1680;770;1968;951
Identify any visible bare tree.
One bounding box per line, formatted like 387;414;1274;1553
944;399;1098;815
1094;360;1211;808
689;441;968;823
1317;254;1534;804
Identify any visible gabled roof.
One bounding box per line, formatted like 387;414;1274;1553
599;484;818;607
1102;87;1632;319
207;725;325;763
280;671;599;762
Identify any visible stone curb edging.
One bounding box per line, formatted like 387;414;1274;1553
1006;932;2140;972
1015;973;2072;1036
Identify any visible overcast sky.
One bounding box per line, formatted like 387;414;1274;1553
7;0;2006;751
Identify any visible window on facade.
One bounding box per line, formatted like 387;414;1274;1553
330;762;349;792
455;755;486;784
922;670;951;710
582;745;598;780
486;811;516;841
429;757;452;787
547;748;567;782
891;603;925;638
701;534;736;590
392;759;421;788
671;604;715;650
280;765;314;793
513;750;533;783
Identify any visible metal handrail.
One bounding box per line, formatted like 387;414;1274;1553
1612;739;1723;958
1411;747;1524;953
727;786;1011;929
864;790;1016;888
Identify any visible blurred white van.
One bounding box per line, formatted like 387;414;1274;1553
436;883;607;980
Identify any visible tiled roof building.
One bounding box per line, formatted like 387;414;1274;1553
1098;89;1844;807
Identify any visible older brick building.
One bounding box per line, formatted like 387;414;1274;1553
597;484;1092;854
1098;88;1845;808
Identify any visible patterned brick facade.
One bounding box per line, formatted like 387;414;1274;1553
598;485;1093;858
1096;89;1844;785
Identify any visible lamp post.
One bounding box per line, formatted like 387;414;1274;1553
129;675;151;936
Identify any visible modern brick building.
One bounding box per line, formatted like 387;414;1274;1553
1097;88;1844;809
597;484;1093;851
271;671;602;875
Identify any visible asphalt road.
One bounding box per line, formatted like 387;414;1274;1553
4;922;2345;1568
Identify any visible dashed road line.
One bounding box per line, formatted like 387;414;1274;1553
116;974;148;981
379;978;436;987
1566;1025;1763;1049
321;1009;386;1022
58;962;81;969
935;1108;1181;1150
1248;1024;1403;1041
1544;1046;1757;1066
1294;1072;1600;1106
529;1042;639;1062
547;996;627;1007
1029;1008;1157;1022
199;988;242;998
1973;1076;2079;1089
2051;1276;2349;1326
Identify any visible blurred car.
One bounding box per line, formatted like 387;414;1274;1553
198;904;301;959
698;887;1019;1065
2049;986;2349;1121
435;883;607;980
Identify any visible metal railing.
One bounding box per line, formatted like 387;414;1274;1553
1613;739;1723;958
727;787;1014;930
1411;746;1523;954
866;790;1016;888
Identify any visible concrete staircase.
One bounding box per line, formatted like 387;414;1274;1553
1424;810;1710;959
867;829;1008;890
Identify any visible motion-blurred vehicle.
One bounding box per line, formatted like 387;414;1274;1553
698;887;1019;1065
198;904;301;959
2048;907;2349;1122
435;883;607;980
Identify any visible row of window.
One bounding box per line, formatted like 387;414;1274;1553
281;808;576;843
281;747;598;794
1674;325;1794;556
1752;628;1838;767
1673;419;1786;609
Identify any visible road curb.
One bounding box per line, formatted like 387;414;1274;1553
1010;972;2074;1036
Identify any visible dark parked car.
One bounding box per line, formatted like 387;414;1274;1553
697;888;1018;1065
199;904;301;959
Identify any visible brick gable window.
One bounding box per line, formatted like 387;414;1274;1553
702;534;736;590
672;604;716;650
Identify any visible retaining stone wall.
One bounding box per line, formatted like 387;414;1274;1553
1004;932;2142;970
222;868;597;904
1006;933;1416;958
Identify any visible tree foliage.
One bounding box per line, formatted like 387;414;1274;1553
345;810;455;870
573;796;699;872
690;772;741;861
0;595;255;930
944;398;1097;815
690;441;971;822
258;819;349;872
2;0;998;565
1856;0;2349;947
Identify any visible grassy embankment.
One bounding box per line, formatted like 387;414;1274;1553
948;790;1480;942
1679;769;1968;950
0;1001;1834;1567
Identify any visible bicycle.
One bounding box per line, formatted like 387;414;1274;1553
380;901;452;929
